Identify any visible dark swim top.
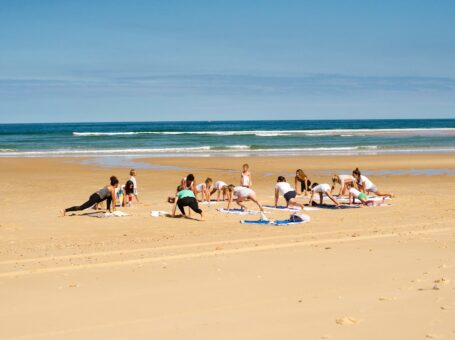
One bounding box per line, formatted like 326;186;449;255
96;186;111;199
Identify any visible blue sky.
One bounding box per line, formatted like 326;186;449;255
1;0;454;123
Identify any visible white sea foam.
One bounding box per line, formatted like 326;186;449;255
72;128;455;137
3;145;455;157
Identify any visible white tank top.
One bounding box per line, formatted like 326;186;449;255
215;181;227;190
360;175;375;190
276;182;292;195
312;184;331;193
196;183;206;192
241;173;250;186
339;175;355;183
349;187;361;197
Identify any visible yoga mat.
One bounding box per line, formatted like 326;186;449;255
305;204;360;210
86;211;130;218
264;205;302;212
217;208;269;215
240;220;272;225
200;201;223;205
241;214;310;226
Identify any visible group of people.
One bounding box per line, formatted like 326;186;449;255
62;169;139;216
62;164;393;220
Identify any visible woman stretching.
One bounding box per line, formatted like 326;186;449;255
309;183;340;207
196;178;213;202
347;183;385;206
295;169;311;196
211;180;228;201
62;176;119;216
331;174;356;196
226;185;265;214
275;176;304;209
172;185;205;220
352;168;393;198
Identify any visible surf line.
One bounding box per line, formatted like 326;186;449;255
0;227;451;279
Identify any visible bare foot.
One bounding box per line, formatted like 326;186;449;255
60;209;66;217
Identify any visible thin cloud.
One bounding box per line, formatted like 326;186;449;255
1;74;454;98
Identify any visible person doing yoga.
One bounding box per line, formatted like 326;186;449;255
275;176;304;209
196;178;213;202
331;174;356;196
172;185;205;220
226;185;265;214
352;168;393;198
347;183;385;206
295;169;311;196
309;182;340;207
62;176;119;216
211;180;229;201
181;174;197;194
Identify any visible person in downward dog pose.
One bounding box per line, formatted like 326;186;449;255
295;169;312;196
62;176;119;216
331;174;356;196
211;180;229;201
226;185;265;215
347;183;385;206
309;182;340;207
172;185;205;221
275;176;305;210
240;163;252;188
352;168;393;198
196;178;213;202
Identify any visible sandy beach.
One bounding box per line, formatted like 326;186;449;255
1;154;454;339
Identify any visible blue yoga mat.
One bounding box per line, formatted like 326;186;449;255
240;220;271;225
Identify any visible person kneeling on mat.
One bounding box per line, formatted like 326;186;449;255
172;185;205;221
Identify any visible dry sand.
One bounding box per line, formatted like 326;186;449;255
0;154;454;339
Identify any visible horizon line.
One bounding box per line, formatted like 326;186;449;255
1;117;454;125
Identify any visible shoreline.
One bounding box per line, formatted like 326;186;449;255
2;146;455;158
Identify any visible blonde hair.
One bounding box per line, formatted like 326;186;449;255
332;175;340;184
242;163;249;171
227;184;235;192
205;177;213;185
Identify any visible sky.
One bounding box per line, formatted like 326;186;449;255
1;0;455;123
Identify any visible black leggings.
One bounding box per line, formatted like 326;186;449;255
300;179;311;192
65;193;112;212
177;197;202;215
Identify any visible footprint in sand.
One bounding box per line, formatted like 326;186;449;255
434;278;450;284
335;317;358;325
378;296;395;301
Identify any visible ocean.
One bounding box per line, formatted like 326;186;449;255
0;119;454;157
